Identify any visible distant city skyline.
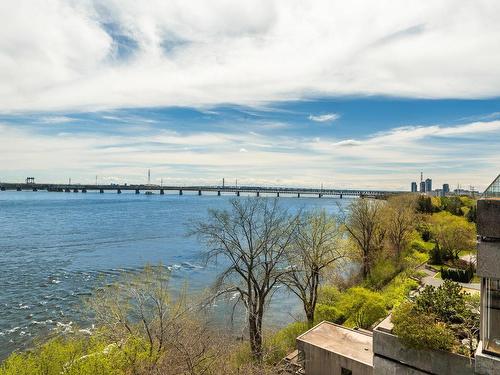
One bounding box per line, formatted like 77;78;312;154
1;2;500;190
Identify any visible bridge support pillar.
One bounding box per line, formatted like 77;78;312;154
16;187;21;191
160;189;164;195
297;193;300;198
340;193;343;199
257;191;260;197
236;191;240;197
100;189;104;194
82;188;87;193
198;190;202;196
135;189;140;194
73;188;78;193
32;188;38;192
217;191;221;196
117;189;121;194
0;186;5;191
277;192;280;197
65;188;70;192
179;190;183;195
319;193;322;198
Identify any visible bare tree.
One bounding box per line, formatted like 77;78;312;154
89;265;226;374
343;198;385;279
194;198;298;361
384;195;417;262
283;210;346;326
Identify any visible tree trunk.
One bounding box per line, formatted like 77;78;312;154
248;313;263;361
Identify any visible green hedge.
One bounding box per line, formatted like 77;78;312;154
440;267;473;283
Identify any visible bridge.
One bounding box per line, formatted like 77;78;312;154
0;182;404;199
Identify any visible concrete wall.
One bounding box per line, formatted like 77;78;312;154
477;241;500;279
373;355;429;375
477;199;500;239
297;340;373;375
373;328;475;375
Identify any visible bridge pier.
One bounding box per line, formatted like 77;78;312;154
339;193;343;199
73;188;78;193
319;193;322;198
297;193;300;198
65;188;70;193
135;189;140;194
100;189;104;194
0;186;5;191
82;188;87;193
236;191;240;197
198;190;202;196
277;192;280;197
32;188;38;192
257;191;260;197
217;191;221;196
16;187;21;191
160;189;164;195
179;189;183;195
117;189;121;194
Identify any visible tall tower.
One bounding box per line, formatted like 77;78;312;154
147;169;151;185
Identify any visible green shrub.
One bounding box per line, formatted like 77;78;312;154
381;273;418;309
315;303;343;323
440;267;474;283
429;245;443;265
337;287;387;329
317;285;341;305
366;258;398;289
265;322;309;364
392;302;455;351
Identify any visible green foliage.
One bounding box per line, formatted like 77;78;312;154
265;322;309;363
392;302;455;351
380;273;418;309
336;287;387;329
317;285;341;305
415;280;467;324
440;267;474;283
409;238;434;253
366;258;398;289
429;212;476;260
0;334;145;375
315;303;343;323
429;244;443;265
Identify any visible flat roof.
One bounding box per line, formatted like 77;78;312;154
297;321;373;366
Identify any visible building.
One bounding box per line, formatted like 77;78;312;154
420;180;426;193
443;183;450;195
411;182;417;192
425;178;432;193
297;322;373;375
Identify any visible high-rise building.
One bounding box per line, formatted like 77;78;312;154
411;182;417;192
442;183;450;195
425;178;432;193
420;181;426;193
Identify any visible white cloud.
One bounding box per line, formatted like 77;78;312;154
39;116;75;124
308;113;340;123
1;118;499;190
1;1;500;112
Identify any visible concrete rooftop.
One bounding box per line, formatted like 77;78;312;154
297;322;373;366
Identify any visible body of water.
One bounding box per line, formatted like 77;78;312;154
0;191;350;359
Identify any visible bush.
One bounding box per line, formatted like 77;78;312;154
266;322;309;363
366;258;398;289
315;303;343;324
337;287;387;329
441;267;474;283
429;245;443;265
392;302;455;351
381;274;419;309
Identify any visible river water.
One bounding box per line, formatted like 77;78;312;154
0;191;350;359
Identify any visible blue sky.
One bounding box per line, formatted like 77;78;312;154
1;1;500;190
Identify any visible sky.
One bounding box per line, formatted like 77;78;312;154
1;1;500;191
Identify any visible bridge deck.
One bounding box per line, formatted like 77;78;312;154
0;183;403;197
